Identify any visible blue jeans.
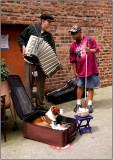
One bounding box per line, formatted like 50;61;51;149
77;73;100;88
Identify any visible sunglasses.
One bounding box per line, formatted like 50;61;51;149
71;32;78;35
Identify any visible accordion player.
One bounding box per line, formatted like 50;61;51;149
26;35;62;77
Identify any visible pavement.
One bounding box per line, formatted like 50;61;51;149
1;86;112;159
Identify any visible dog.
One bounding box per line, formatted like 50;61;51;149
33;106;67;130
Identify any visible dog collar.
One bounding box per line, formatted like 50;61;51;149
45;115;56;125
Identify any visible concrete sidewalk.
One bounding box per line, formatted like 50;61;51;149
1;86;112;159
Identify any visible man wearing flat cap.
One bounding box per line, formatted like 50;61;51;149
69;25;100;113
18;14;55;111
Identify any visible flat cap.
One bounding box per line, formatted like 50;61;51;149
40;14;54;22
69;25;82;33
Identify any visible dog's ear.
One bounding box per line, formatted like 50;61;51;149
51;106;56;112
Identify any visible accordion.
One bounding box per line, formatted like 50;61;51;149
26;35;62;77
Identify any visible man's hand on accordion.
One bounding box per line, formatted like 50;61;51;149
22;45;27;57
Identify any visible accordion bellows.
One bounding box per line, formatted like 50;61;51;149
26;35;61;77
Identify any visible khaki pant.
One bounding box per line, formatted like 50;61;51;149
24;61;46;108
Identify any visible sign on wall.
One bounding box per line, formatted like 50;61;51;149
1;34;9;49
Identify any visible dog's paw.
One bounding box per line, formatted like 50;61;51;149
51;124;60;130
51;124;67;130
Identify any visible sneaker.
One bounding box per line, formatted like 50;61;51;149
74;104;82;113
87;105;93;113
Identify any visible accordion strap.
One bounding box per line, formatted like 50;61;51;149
33;25;49;38
33;25;40;37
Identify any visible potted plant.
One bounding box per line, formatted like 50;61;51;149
1;58;17;131
1;58;10;102
1;58;9;81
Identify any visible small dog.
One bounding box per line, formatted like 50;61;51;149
33;106;67;130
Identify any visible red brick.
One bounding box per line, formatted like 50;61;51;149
13;9;19;13
22;2;32;5
30;6;38;10
51;1;58;4
2;20;14;24
25;21;33;25
9;4;20;8
10;16;18;20
98;1;105;4
97;24;104;27
1;7;7;11
7;8;13;12
15;21;24;24
1;16;7;20
1;0;112;89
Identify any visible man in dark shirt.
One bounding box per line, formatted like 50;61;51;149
18;14;56;111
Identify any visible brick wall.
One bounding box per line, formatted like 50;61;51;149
1;1;112;92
